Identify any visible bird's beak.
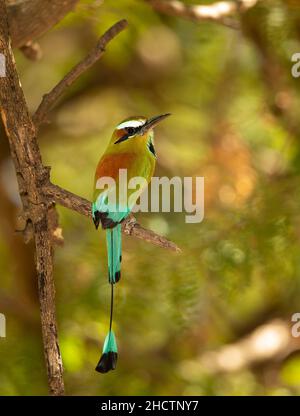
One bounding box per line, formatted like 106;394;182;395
142;113;171;133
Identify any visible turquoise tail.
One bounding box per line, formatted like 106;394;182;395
95;327;118;373
106;224;122;283
95;283;118;373
96;224;121;373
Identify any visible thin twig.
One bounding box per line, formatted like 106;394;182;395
44;182;182;253
33;19;128;128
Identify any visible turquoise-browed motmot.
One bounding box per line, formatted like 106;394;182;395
92;114;170;373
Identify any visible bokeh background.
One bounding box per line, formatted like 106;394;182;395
1;0;300;395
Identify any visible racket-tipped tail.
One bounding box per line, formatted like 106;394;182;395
95;330;118;373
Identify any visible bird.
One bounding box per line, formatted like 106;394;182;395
92;113;170;373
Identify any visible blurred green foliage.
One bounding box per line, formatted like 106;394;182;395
1;0;300;395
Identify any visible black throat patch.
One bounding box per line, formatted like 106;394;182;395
148;140;156;157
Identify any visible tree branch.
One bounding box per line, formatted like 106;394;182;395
33;19;129;129
145;0;258;29
7;0;79;48
0;0;64;395
44;183;182;253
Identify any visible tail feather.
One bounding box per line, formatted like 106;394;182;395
95;329;118;373
92;200;124;374
106;224;122;283
96;224;122;374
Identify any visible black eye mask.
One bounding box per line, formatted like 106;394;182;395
126;127;136;136
114;125;141;144
114;114;170;145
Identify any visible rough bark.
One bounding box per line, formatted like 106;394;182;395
7;0;79;47
0;0;64;395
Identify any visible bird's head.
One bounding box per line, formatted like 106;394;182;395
109;114;170;155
